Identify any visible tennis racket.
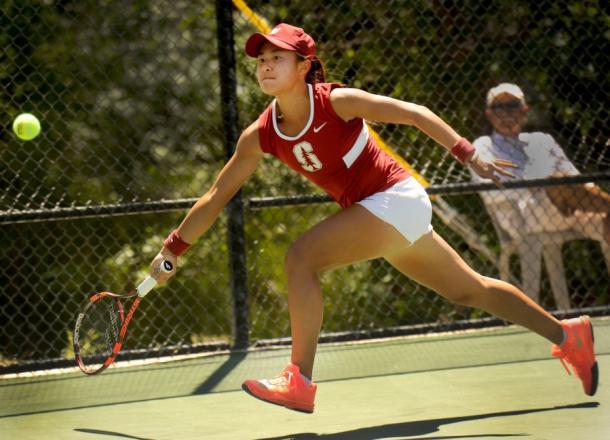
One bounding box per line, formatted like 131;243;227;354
73;260;173;375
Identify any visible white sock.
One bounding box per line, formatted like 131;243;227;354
300;373;312;384
559;329;567;347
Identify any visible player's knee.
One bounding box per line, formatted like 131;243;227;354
285;240;318;278
445;291;477;307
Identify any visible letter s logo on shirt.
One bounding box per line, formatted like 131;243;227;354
293;141;323;172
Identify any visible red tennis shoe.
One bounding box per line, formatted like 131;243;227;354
242;363;317;413
551;315;598;396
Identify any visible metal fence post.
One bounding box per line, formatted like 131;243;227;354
215;0;249;349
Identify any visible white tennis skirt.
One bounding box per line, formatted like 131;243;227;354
357;177;433;244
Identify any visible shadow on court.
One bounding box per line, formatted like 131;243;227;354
0;352;249;419
192;351;247;395
256;402;599;440
74;428;156;439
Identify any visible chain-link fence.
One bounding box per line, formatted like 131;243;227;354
1;0;608;372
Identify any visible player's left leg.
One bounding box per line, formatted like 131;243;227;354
384;230;598;395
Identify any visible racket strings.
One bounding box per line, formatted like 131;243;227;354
78;297;124;369
106;300;122;345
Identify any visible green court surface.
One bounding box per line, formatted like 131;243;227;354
2;318;609;439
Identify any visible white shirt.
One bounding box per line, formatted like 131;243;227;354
471;131;580;236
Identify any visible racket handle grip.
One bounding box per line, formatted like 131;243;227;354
136;260;173;297
137;276;157;297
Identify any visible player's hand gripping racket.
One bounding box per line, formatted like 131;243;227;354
73;260;173;375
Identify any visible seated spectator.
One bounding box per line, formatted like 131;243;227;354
471;83;610;309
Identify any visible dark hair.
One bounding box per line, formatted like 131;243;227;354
299;55;325;84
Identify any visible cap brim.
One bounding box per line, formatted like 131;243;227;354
245;33;297;57
487;91;525;105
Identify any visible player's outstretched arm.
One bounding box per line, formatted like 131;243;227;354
330;88;517;185
150;121;263;283
330;87;462;148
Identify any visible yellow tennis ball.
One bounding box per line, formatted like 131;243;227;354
12;113;41;141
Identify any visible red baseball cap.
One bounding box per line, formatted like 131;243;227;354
245;23;316;58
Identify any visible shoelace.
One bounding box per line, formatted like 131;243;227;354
263;371;293;387
552;345;572;376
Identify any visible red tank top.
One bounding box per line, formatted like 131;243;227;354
257;82;410;208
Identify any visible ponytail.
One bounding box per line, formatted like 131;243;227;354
305;55;326;85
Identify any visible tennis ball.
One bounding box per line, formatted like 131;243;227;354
12;113;41;141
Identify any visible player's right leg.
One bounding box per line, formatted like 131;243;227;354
242;203;413;412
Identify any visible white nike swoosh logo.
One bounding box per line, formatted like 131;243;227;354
313;122;327;133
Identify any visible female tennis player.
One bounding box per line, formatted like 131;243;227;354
150;24;597;413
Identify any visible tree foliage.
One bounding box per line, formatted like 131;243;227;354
1;0;607;361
